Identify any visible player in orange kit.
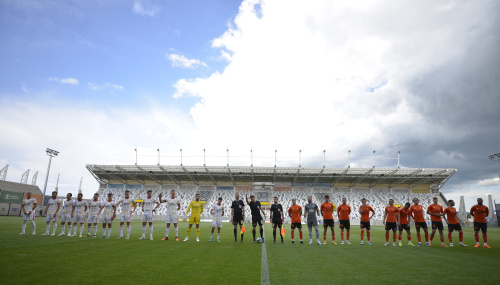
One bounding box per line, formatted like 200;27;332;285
288;198;303;244
358;198;375;245
383;199;400;246
337;197;351;245
398;202;414;246
410;198;430;246
443;199;467;247
470;198;490;248
427;197;447;247
321;195;336;245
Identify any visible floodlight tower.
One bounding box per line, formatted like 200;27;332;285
41;148;59;207
488;152;500;179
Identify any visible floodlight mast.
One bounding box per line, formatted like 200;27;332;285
41;148;59;208
488;152;500;179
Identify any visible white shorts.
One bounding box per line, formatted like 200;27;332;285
23;212;35;221
212;220;223;228
87;214;99;224
61;214;72;223
101;217;113;224
165;215;178;224
73;214;85;224
120;214;132;223
142;212;153;223
45;215;57;222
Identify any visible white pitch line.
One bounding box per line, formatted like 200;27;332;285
261;231;270;285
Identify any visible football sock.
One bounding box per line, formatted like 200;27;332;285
341;232;344;241
73;225;77;235
291;230;295;240
234;229;237;240
175;226;178;237
52;222;57;234
22;221;27;233
260;228;264;238
474;232;479;242
299;229;303;240
424;232;429;242
407;233;411;241
186;228;191;237
80;225;84;236
165;227;170;237
127;225;131;237
279;226;283;241
196;228;199;237
323;234;327;241
211;232;214;238
367;231;370;242
314;226;319;239
93;225;97;235
483;233;487;243
253;229;256;240
31;221;36;232
107;228;112;237
61;225;65;234
87;225;91;234
430;232;435;241
142;225;146;236
308;227;312;240
385;232;389;242
217;233;220;239
241;233;244;241
273;230;277;241
120;225;124;236
398;232;402;241
440;236;444;243
458;231;463;242
393;232;397;242
347;232;350;241
150;225;154;236
68;224;72;234
102;228;106;236
417;232;421;242
360;229;364;241
332;233;335;241
46;222;50;234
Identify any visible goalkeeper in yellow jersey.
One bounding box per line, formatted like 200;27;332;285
184;193;203;242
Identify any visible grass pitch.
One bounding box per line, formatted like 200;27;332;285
0;216;499;284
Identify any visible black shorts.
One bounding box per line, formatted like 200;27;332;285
339;220;350;230
431;221;444;231
399;224;410;231
272;219;282;227
232;215;243;226
360;221;371;230
385;222;397;231
474;222;487;233
415;222;428;230
252;215;263;226
323;219;334;228
448;223;462;232
291;223;302;229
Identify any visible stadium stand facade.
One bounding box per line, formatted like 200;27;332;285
87;165;456;225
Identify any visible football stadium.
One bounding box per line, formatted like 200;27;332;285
1;163;499;284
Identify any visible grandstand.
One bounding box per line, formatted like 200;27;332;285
87;165;456;225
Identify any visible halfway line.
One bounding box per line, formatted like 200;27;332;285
261;230;270;285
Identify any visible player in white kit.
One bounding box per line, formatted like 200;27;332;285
87;193;102;237
71;193;87;237
115;190;136;239
141;190;159;240
58;193;74;236
209;197;224;242
42;191;61;236
159;190;181;241
20;192;37;235
98;193;116;238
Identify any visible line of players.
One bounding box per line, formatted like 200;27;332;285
20;190;491;248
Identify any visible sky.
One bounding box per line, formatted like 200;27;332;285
1;0;499;208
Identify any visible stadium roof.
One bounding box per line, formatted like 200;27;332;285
86;165;456;190
0;180;42;194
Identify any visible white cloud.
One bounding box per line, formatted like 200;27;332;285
478;177;500;187
87;82;124;92
132;0;160;17
167;53;207;69
21;82;30;94
49;77;79;85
